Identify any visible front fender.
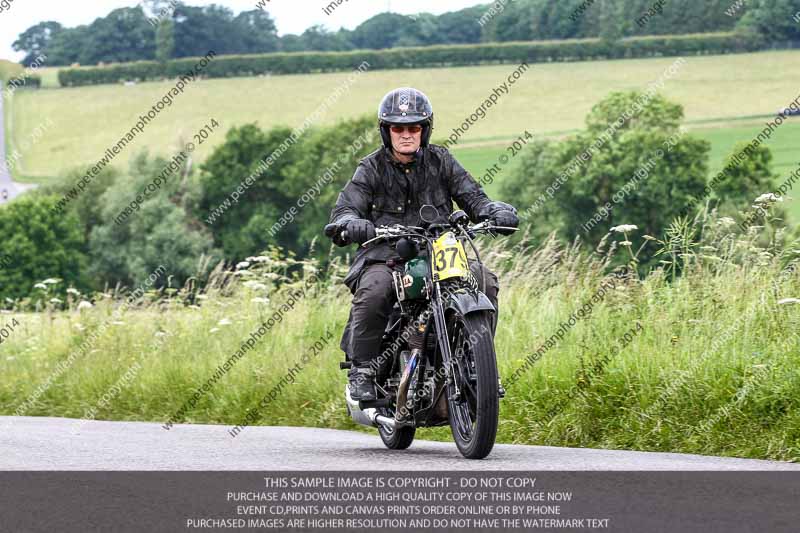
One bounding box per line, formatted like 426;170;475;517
445;290;495;317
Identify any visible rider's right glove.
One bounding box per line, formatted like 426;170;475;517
345;218;377;244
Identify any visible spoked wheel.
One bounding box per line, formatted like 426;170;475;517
378;405;416;450
445;310;499;459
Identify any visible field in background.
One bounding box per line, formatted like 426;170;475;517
6;50;800;183
455;120;800;218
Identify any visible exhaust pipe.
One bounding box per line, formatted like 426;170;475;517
395;350;420;422
345;386;403;431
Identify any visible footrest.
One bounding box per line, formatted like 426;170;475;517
358;398;392;409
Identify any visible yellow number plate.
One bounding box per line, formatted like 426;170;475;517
431;232;468;281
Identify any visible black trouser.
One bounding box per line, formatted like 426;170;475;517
339;259;500;365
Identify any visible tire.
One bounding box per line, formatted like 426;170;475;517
378;416;416;450
445;310;499;459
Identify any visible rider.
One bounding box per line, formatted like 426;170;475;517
327;87;519;401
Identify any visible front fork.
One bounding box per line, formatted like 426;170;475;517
431;282;461;400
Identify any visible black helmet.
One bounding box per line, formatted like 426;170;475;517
378;87;434;148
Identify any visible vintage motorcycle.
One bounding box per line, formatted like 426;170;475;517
324;205;516;459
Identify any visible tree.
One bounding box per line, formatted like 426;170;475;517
11;21;63;65
234;9;280;53
198;117;376;261
0;196;88;300
80;7;156;64
737;0;800;42
198;123;302;259
172;4;240;58
501;92;710;266
155;19;175;63
89;152;218;287
714;143;780;215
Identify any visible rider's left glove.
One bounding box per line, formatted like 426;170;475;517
481;201;519;236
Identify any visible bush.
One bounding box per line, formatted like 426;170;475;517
56;32;765;86
502;91;711;268
0;196;89;301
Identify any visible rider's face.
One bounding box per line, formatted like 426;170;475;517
389;124;422;155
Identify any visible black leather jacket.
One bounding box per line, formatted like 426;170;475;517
329;144;498;292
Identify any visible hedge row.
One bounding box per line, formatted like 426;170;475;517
4;74;42;90
57;32;764;87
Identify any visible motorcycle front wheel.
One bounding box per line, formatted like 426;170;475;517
445;310;499;459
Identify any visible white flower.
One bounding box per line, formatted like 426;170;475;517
778;298;800;305
610;224;638;233
49;298;63;304
154;331;167;337
718;217;736;227
42;278;61;285
236;261;250;270
196;294;208;300
249;256;270;263
243;281;268;291
619;240;633;246
209;327;220;334
218;318;232;326
66;288;80;296
251;297;270;304
77;300;93;310
34;283;47;290
754;193;781;204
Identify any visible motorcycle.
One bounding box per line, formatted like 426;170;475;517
324;205;517;459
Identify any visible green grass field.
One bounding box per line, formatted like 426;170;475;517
454;120;800;218
1;225;798;461
6;50;800;185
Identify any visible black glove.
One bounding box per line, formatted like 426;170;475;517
345;218;376;244
479;201;519;235
493;209;519;235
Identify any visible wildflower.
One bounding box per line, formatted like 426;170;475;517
249;256;270;263
243;281;268;291
642;235;657;241
196;294;208;300
42;278;61;285
67;288;80;296
218;318;232;326
778;298;800;305
610;224;638;233
77;300;93;310
154;331;167;337
753;193;781;205
251;297;270;304
236;261;250;270
619;240;633;246
209;327;220;333
111;321;126;326
49;298;63;304
718;217;736;228
34;283;47;290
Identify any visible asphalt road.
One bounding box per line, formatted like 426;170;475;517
0;95;32;205
2;416;798;470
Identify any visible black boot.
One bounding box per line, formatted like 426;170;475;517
348;365;377;401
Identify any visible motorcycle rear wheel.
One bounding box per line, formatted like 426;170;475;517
378;408;416;450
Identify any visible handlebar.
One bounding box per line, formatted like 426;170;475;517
325;217;518;248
